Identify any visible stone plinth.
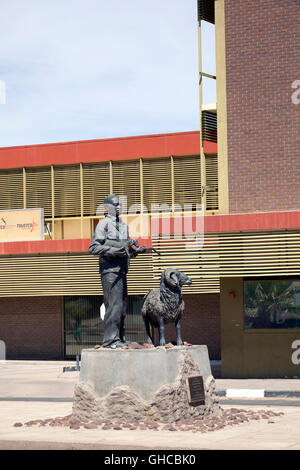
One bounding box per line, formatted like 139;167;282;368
72;345;221;424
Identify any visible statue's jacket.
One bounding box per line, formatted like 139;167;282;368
88;214;132;275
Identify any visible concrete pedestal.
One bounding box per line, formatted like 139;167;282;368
72;345;221;424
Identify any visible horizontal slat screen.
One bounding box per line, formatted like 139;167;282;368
143;158;172;212
152;231;300;278
152;235;219;293
54;166;81;217
0;154;217;222
26;167;52;217
205;154;218;211
173;155;202;210
0;253;156;296
112;160;141;212
0;169;23;210
152;236;204;278
0;252;218;296
83;162;110;216
198;0;215;24
3;229;300;295
202;111;217;143
7;227;300;296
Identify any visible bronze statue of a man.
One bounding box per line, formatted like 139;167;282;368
89;195;146;348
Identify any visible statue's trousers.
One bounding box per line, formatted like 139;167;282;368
101;271;128;347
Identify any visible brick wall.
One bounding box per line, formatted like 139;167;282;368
0;297;63;359
0;294;220;360
225;0;300;213
162;293;221;360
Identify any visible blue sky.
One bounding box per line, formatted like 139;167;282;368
0;0;215;147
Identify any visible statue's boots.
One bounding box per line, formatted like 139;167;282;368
108;340;129;349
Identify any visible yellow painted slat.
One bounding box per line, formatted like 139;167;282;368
0;169;23;210
112;160;141;211
26;167;52;217
173;155;202;210
142;157;172;211
205;154;218;211
0;252;218;296
152;230;300;278
0;156;214;223
54;166;81;217
82;162;110;216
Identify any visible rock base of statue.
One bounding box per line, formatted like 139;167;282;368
72;345;221;424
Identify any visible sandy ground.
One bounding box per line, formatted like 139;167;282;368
0;400;299;450
0;360;300;450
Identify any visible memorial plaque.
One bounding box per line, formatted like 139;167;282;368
186;375;205;405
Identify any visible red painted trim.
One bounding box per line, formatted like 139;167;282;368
0;236;153;256
203;141;217;154
152;211;300;235
1;211;300;255
0;239;91;256
204;211;300;233
0;132;217;169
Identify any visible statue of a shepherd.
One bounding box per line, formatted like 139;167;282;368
89;195;146;348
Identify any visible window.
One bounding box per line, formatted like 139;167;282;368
244;279;300;329
64;295;146;357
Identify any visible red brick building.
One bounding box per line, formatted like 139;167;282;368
205;0;300;377
0;131;220;360
0;0;300;377
225;0;300;213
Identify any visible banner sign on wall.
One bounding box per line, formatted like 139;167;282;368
0;208;44;242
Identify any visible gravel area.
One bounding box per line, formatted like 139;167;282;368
15;408;284;433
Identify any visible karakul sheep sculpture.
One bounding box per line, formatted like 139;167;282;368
141;268;192;346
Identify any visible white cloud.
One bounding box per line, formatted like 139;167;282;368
0;0;215;147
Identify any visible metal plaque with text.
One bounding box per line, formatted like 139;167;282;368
186;375;205;405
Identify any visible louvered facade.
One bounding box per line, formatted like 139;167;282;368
0;169;23;211
205;154;218;211
26;167;52;217
112;160;141;211
0;152;218;237
202;111;217;143
0;131;222;359
0;0;296;378
82;162;110;216
142;158;173;211
173;155;202;210
54;165;81;217
197;0;215;24
152;230;300;279
0;251;220;297
1;121;299;374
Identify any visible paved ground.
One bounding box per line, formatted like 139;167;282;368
1;360;299;398
0;360;300;450
0;401;299;450
0;361;77;399
217;378;300;391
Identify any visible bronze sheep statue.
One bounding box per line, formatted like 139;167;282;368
141;269;192;346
